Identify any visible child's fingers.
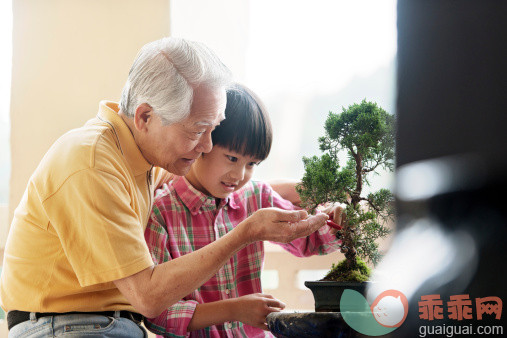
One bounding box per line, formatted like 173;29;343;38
257;293;286;309
331;203;347;223
265;298;286;310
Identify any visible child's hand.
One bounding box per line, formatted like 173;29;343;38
230;293;285;330
319;202;347;235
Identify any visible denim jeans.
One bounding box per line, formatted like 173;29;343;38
9;311;147;337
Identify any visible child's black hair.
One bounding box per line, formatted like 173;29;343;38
211;83;272;161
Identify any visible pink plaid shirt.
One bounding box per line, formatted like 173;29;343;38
144;176;340;337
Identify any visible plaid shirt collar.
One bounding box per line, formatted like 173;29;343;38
172;176;240;215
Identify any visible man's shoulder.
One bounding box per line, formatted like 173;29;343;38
31;121;122;195
53;121;120;168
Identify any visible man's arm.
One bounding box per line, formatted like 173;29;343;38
114;208;327;318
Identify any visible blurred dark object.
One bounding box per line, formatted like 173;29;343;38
267;312;354;338
389;0;507;336
396;0;507;168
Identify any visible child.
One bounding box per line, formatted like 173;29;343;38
144;84;343;337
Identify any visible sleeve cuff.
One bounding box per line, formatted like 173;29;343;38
78;254;154;287
145;300;199;337
318;224;342;248
172;301;198;336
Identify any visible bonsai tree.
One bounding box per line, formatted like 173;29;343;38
297;99;395;282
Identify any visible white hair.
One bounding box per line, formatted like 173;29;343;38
119;37;232;125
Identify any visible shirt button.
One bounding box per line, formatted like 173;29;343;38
227;323;233;329
225;289;230;295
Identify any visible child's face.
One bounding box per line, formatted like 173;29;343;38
186;145;261;199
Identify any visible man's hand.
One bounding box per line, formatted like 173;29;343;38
240;208;328;244
229;293;285;330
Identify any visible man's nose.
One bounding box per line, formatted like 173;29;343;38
195;131;213;154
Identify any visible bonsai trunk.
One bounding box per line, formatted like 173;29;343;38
342;150;362;270
341;219;357;270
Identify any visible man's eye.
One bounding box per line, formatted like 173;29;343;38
194;131;205;136
227;155;238;162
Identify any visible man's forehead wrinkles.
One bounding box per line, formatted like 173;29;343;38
194;120;213;127
194;114;224;127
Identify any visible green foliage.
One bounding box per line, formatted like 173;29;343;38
367;189;395;219
297;154;353;212
299;99;396;282
319;99;395;174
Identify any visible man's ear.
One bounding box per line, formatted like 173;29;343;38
133;103;153;132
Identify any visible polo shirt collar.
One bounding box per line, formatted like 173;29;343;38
173;176;239;215
97;101;152;176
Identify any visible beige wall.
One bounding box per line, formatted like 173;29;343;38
0;204;7;248
7;0;171;231
170;0;250;81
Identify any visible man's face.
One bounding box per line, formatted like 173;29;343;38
185;145;261;199
139;86;226;175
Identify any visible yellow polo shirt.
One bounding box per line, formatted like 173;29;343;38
0;101;170;312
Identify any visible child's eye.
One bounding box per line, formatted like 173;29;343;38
226;155;238;162
248;162;258;167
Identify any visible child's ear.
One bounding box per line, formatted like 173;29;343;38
133;103;153;132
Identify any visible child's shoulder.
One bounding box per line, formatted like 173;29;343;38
153;180;178;203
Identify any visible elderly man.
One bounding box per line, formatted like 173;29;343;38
0;37;327;337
